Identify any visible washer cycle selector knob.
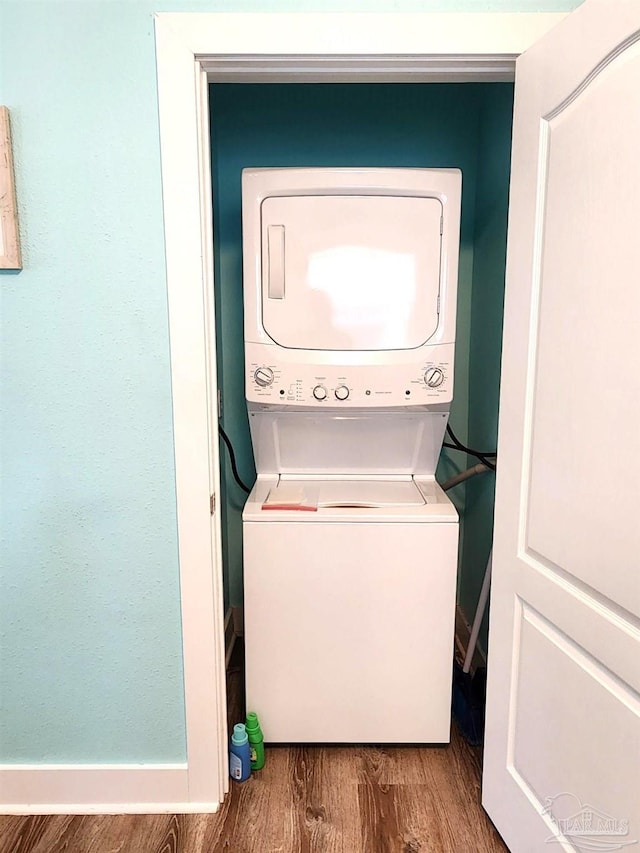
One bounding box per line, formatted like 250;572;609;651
424;367;445;388
313;385;327;401
254;367;274;387
335;385;350;401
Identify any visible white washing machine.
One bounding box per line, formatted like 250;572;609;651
241;167;462;743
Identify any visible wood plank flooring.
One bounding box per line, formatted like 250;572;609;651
0;648;507;853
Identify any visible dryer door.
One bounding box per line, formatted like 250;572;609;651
260;194;442;351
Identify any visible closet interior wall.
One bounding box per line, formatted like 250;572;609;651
210;82;513;652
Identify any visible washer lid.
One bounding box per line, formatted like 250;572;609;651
260;194;443;351
242;474;459;523
263;478;426;510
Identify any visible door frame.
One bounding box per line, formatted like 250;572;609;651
154;10;566;809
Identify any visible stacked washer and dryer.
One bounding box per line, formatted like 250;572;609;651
241;167;462;743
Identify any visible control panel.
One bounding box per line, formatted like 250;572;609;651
246;348;454;407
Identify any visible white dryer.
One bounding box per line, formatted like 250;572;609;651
241;167;462;743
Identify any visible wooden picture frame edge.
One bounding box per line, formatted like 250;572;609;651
0;106;22;270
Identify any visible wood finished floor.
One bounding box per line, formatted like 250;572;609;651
0;647;507;853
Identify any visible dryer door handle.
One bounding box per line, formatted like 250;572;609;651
267;224;285;299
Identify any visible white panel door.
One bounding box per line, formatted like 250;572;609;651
483;2;640;851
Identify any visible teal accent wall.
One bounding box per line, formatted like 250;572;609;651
211;83;513;631
460;84;516;653
1;0;580;764
211;82;486;606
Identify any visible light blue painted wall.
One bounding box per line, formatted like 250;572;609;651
0;0;581;764
0;1;187;763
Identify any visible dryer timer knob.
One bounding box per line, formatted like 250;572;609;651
424;367;445;388
335;385;350;401
254;367;274;387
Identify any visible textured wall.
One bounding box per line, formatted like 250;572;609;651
0;3;190;762
0;1;187;763
0;0;581;764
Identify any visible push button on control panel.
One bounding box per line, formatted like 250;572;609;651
335;385;350;401
313;384;327;401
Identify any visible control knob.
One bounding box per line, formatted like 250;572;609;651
424;367;445;388
313;384;327;401
335;385;350;401
254;367;274;387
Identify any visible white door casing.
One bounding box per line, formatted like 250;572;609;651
483;2;640;850
148;12;566;812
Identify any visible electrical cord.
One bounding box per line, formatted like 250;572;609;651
443;443;496;471
218;423;252;494
443;441;497;458
445;424;497;471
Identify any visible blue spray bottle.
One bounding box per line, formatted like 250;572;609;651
229;723;251;782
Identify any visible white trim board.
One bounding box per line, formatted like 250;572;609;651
0;765;218;815
155;24;229;810
165;12;565;59
2;11;567;813
199;55;516;83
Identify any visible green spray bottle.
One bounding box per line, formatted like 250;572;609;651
245;711;265;770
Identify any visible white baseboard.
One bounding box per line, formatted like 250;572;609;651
454;604;487;673
0;764;219;814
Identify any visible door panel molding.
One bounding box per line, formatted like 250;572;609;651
545;29;640;121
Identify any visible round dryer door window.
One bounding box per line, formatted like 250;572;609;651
260;194;443;351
